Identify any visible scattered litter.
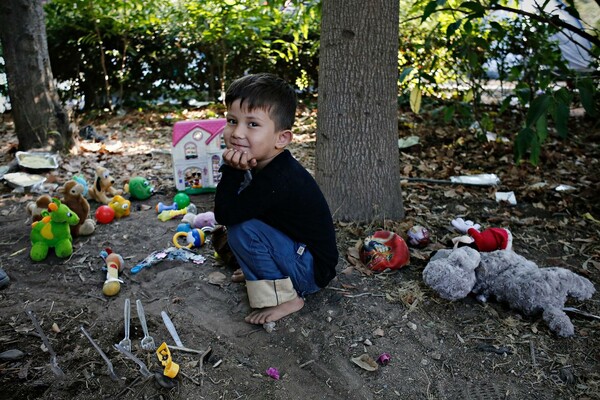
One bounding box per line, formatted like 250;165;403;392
131;247;205;274
495;191;517;205
398;136;420;149
3;172;47;190
266;367;280;380
555;184;576;192
377;353;391;366
0;349;25;361
351;354;378;371
16;151;59;170
27;309;65;379
263;321;276;333
372;328;384;337
450;173;500;186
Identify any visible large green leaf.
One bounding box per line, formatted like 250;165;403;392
553;101;569;139
526;94;551;128
529;133;541;166
421;1;438;22
577;78;598;117
515;127;534;163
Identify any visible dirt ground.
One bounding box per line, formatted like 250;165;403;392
0;108;599;400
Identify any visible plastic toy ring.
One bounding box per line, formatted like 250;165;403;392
173;229;205;249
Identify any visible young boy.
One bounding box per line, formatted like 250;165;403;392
214;73;339;325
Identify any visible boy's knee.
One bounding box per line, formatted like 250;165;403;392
227;219;262;249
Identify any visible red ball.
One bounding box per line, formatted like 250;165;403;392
95;205;115;224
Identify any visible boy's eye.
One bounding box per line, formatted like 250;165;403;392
227;118;237;125
248;122;259;128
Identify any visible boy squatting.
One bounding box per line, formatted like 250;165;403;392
214;73;339;325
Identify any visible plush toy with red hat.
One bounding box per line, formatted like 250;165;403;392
359;231;410;272
451;218;512;252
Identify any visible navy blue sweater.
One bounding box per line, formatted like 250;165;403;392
214;150;338;288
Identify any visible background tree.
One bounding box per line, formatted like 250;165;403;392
316;0;404;222
0;0;73;151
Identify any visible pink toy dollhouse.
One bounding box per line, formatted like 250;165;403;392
172;119;227;194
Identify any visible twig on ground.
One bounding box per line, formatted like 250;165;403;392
299;359;315;368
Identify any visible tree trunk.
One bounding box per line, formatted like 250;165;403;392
316;0;403;222
0;0;74;151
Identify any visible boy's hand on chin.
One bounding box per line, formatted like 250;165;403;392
223;148;257;170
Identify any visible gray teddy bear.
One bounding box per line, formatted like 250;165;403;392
423;246;596;337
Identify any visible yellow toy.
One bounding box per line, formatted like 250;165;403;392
101;250;124;296
156;342;179;378
108;195;131;218
158;207;188;222
173;229;205;249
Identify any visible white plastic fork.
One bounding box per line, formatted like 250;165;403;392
118;298;131;351
136;299;155;351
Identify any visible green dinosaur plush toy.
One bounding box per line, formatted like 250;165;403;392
30;198;80;261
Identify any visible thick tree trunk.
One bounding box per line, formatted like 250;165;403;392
316;0;403;222
0;0;74;151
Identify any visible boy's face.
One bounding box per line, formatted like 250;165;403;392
224;99;290;170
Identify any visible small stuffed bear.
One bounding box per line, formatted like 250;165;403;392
423;246;596;337
88;167;122;204
58;180;95;236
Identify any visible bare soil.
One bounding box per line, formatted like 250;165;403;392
0;108;599;400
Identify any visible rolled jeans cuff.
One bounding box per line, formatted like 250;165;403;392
246;277;298;308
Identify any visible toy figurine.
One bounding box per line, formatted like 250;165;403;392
173;229;206;249
101;249;124;296
108;195;131;218
30;198;80;261
88;167;122;204
156;342;179;378
58;180;95;236
124;176;155;200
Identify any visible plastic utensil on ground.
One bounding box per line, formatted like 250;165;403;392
136;300;156;351
161;311;184;347
113;343;152;377
26;309;65;379
118;298;131;351
80;326;119;381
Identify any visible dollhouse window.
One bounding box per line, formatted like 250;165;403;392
184;143;198;159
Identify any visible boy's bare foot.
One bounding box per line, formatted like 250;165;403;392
245;296;304;324
231;268;245;283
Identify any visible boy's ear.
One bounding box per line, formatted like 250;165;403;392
275;129;292;149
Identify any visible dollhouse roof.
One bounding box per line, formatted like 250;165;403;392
172;119;227;147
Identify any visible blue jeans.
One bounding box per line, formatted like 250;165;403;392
227;219;320;297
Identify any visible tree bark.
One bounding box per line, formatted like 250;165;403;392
316;0;404;222
0;0;74;151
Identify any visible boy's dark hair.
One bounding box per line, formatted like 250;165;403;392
225;73;297;131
